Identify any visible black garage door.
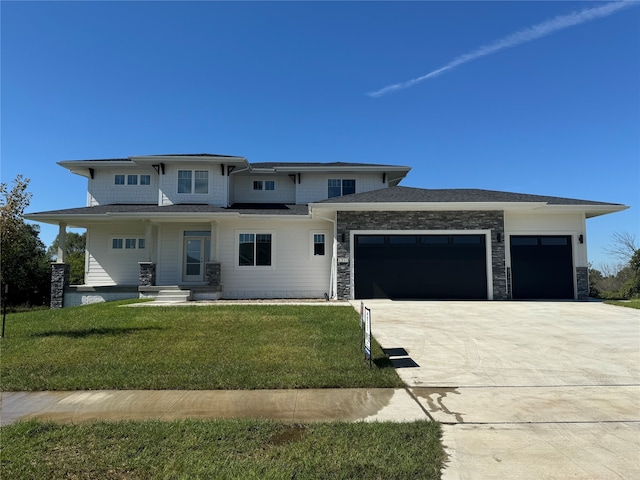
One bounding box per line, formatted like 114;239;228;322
354;234;488;299
510;235;574;299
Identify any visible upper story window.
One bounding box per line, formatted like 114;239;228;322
328;179;356;198
178;170;209;194
253;180;275;191
115;174;151;186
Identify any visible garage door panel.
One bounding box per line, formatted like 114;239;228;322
510;235;574;299
354;234;487;300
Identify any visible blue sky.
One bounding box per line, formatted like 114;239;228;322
2;1;638;268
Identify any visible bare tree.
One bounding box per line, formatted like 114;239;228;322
604;231;638;265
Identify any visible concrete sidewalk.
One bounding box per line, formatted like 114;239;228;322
1;388;429;426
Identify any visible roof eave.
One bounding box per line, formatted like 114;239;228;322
311;201;549;212
269;165;411;173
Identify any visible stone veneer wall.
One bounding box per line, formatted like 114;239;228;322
138;262;156;286
50;263;70;309
336;210;507;300
205;262;221;287
576;266;589;300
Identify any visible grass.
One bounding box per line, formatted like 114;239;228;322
1;418;444;479
604;298;640;309
0;300;404;391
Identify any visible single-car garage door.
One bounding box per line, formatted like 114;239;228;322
510;235;574;299
354;234;488;299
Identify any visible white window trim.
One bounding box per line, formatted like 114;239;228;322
309;230;330;259
234;230;276;269
252;179;276;191
178;169;210;195
115;174;152;186
110;236;146;252
328;178;356;197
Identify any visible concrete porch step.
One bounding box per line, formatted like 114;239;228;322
155;288;192;303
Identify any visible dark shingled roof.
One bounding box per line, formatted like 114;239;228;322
315;186;623;206
27;203;309;217
250;162;404;169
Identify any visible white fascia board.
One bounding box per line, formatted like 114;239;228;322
529;204;629;218
270;165;411;173
311;202;548;213
57;160;134;177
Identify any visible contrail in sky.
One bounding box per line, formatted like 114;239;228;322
368;1;637;97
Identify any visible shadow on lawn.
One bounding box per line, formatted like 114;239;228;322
31;326;165;339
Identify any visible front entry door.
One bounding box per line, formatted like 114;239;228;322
183;236;210;283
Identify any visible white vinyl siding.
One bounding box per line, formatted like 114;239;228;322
216;218;332;299
85;224;148;285
295;172;387;204
88;168;158;206
159;164;226;206
504;211;587;268
230;174;295;204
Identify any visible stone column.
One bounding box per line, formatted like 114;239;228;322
576;267;589;300
205;262;221;287
50;263;70;309
139;262;156;287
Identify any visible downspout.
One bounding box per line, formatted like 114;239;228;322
310;206;338;300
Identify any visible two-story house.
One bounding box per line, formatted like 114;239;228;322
26;153;627;307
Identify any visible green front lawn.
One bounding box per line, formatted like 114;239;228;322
1;418;443;479
605;299;640;309
0;301;403;391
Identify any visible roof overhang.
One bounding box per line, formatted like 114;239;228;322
25;208;311;228
58;155;250;178
310;202;629;217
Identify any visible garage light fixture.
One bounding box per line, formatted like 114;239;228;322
578;235;584;244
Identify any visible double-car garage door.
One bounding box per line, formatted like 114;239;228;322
353;234;575;300
354;234;488;299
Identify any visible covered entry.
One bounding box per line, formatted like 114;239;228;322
510;235;574;299
354;234;488;299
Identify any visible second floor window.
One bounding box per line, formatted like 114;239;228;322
328;179;356;198
178;170;209;194
115;174;151;186
253;180;275;191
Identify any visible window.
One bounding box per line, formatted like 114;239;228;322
313;234;325;256
239;233;272;266
253;180;276;191
111;237;145;251
116;174;151;186
178;170;208;194
178;170;192;193
328;179;356;198
195;170;208;194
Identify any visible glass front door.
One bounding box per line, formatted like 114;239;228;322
183;236;210;283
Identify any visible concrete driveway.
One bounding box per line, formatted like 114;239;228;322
362;300;640;480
